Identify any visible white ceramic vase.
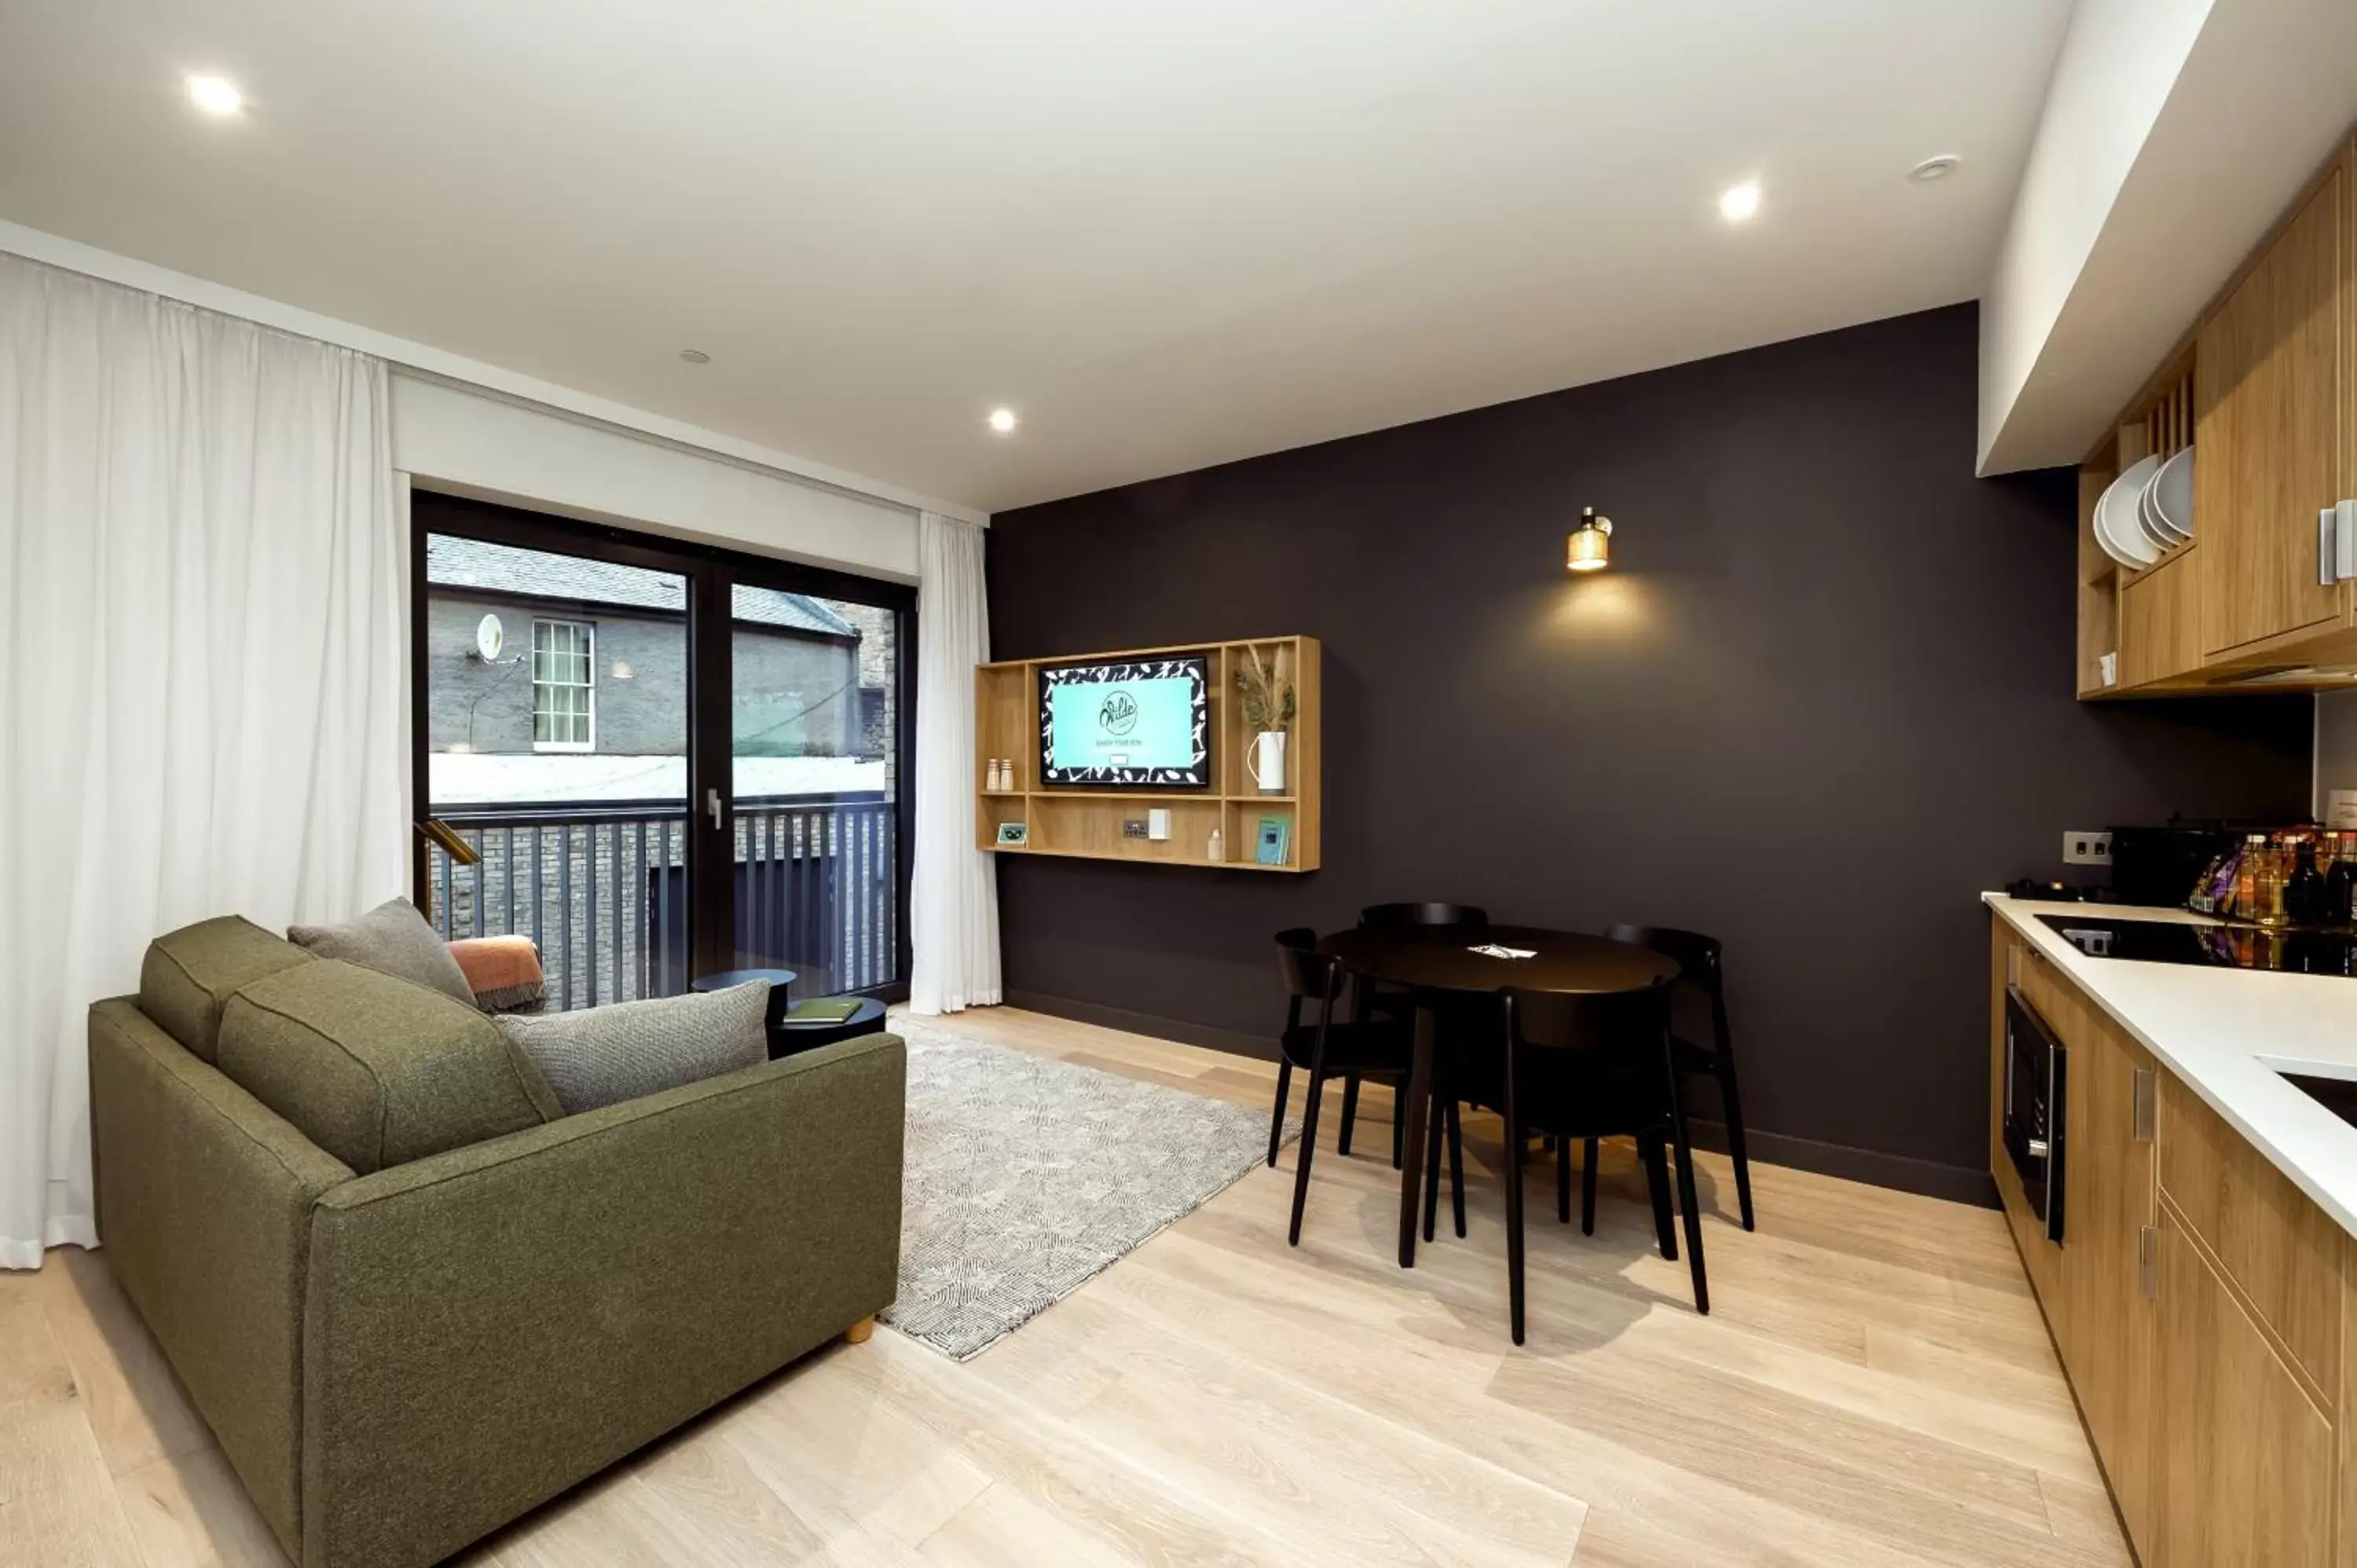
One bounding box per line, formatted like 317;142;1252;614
1247;731;1288;794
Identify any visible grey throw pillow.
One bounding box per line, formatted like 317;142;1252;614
493;982;769;1115
288;898;477;1008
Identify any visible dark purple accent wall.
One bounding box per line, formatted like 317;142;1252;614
984;304;2311;1200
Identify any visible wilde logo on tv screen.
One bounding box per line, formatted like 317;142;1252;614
1098;689;1139;738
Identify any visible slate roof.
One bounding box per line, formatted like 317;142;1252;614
425;536;858;639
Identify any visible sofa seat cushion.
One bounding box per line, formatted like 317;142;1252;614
288;897;478;1008
493;982;768;1114
140;915;315;1063
217;961;561;1174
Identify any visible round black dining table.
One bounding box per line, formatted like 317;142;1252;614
1317;925;1680;1268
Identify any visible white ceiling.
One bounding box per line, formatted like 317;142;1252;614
0;1;2073;514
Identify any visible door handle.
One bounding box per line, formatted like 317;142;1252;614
707;788;725;830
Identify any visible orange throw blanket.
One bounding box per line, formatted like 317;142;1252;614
448;935;546;1013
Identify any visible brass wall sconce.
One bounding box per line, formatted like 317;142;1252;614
1567;507;1612;573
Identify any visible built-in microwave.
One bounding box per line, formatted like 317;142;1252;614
2002;987;2066;1244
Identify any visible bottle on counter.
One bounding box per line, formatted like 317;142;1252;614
2329;833;2357;927
2286;835;2328;926
2233;833;2266;921
2253;834;2294;928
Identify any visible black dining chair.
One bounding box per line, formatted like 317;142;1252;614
1596;925;1754;1232
1268;929;1435;1246
1340;903;1491;1166
1499;981;1708;1342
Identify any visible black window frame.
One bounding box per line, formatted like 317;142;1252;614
409;487;918;1003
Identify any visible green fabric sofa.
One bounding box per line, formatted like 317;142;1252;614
90;915;906;1568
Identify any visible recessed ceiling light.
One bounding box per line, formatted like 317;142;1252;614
1909;155;1963;183
1718;181;1761;223
678;348;710;364
185;75;243;116
988;408;1018;434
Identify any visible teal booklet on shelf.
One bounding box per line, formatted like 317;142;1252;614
1255;816;1290;866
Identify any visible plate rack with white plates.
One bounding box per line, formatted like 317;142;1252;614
2078;357;2194;695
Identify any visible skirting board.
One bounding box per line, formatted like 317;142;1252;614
1003;987;1996;1210
1004;988;1281;1062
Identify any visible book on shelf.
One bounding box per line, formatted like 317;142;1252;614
1255;815;1290;866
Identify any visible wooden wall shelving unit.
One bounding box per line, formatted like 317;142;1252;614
974;636;1321;872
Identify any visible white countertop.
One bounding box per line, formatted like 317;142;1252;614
1985;893;2357;1237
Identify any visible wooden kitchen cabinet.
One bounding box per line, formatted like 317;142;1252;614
2151;1201;2335;1567
2160;1072;2343;1403
2195;148;2351;661
2116;548;2202;690
1990;913;2348;1565
2057;1002;2159;1558
2079;130;2357;696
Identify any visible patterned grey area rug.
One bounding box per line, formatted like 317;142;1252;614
882;1017;1298;1361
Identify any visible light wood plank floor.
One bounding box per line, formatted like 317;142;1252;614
2;1006;2127;1567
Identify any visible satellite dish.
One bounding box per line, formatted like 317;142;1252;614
475;614;505;662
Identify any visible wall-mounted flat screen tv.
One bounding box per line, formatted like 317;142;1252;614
1038;653;1211;789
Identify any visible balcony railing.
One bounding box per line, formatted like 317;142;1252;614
423;793;897;1009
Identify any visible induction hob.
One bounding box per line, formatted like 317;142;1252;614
2035;914;2357;978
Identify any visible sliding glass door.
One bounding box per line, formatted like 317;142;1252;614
726;573;903;994
411;490;915;1005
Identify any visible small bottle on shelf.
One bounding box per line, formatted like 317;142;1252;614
1207;826;1224;863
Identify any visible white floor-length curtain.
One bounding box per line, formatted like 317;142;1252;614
907;511;1002;1014
0;253;409;1269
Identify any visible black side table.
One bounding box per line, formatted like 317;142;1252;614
688;969;798;1032
769;996;889;1059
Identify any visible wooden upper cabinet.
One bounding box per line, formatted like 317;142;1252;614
2196;152;2351;657
2117;549;2202;689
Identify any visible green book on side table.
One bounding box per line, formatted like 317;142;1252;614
786;998;863;1023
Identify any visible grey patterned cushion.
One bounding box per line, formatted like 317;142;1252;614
288;898;476;1009
493;983;769;1115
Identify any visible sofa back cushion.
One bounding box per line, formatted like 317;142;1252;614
493;982;768;1114
288;897;478;1008
217;961;561;1174
140;916;315;1063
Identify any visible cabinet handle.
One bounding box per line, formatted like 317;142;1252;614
2324;503;2357;585
2132;1068;2156;1143
2139;1225;2159;1300
2006;946;2021;987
